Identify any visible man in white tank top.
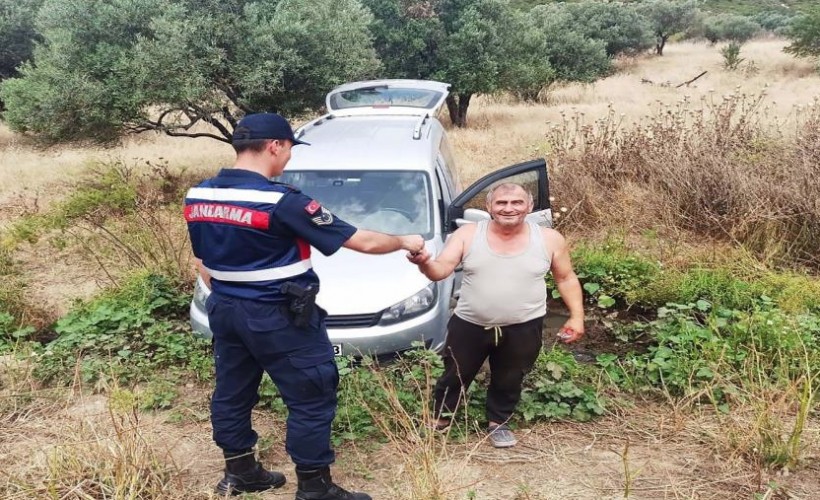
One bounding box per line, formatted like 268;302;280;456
408;182;584;448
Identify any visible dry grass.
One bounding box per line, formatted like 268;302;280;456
0;125;232;208
447;39;820;185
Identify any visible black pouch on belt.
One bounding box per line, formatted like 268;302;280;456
280;282;318;328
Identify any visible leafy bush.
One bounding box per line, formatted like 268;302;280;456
721;41;746;70
559;241;660;311
529;5;611;84
784;7;820;59
702;14;761;43
639;0;700;55
34;272;211;386
549;240;820;313
0;0;43;81
519;347;605;422
561;1;654;57
753;10;795;32
602;300;820;402
259;344;605;443
0;0;379;142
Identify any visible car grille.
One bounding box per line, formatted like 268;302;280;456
325;313;381;328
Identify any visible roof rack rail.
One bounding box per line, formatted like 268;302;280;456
295;113;334;140
412;114;429;140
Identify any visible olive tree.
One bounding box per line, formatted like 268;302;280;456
1;0;379;143
785;8;820;59
529;5;611;83
560;1;654;57
639;0;699;56
362;0;557;126
0;0;43;80
0;0;43;109
702;14;761;44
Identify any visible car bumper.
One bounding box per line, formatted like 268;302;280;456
189;296;449;357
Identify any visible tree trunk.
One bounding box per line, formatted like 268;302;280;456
446;93;473;127
656;35;669;56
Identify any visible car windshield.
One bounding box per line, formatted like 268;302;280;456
328;87;444;110
276;170;433;236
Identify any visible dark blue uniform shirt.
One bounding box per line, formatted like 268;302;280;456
184;168;357;302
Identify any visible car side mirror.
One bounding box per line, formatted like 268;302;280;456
453;208;490;228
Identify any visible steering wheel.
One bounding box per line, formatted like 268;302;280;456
380;207;415;221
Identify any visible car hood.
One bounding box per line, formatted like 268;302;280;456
312;244;433;315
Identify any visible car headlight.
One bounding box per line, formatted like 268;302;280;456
379;283;437;325
193;276;211;308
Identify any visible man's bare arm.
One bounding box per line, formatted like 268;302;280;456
409;226;471;281
546;229;585;341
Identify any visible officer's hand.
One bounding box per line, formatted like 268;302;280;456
399;235;424;254
407;248;431;265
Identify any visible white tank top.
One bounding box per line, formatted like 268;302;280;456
454;220;551;327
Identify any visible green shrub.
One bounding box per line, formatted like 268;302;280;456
519;347;605;422
563;241;660;310
34;272;211;386
721;41;745;70
604;300;820;401
702;14;761;43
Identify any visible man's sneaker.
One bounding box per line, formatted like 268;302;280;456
487;424;517;448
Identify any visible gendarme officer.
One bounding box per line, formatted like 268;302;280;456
184;113;424;498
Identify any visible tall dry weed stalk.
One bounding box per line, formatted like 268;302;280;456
350;358;478;500
57;160;198;286
547;91;820;269
698;338;819;476
0;386;188;499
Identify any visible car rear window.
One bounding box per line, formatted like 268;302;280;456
328;87;444;110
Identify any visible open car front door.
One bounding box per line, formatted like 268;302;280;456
447;159;552;231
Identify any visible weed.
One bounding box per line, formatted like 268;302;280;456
721;41;746;70
550;240;659;310
0;246;51;342
611;438;643;498
4;159;199;286
547;91;820;269
519;347;605;422
33;272;212;387
4;387;182;498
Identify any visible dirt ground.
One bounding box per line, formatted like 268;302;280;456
2;388;818;500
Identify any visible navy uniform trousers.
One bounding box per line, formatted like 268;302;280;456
206;291;339;467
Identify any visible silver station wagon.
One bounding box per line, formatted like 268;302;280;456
190;79;553;357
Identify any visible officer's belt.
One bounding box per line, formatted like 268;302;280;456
204;260;312;282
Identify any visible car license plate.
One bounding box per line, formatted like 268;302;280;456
332;344;343;356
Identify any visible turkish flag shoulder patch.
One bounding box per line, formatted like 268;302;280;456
304;200;321;215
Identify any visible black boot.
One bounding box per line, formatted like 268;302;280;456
295;466;371;500
215;449;286;496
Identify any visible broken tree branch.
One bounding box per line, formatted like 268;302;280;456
676;70;708;88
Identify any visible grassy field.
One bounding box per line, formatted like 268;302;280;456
1;39;819;499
